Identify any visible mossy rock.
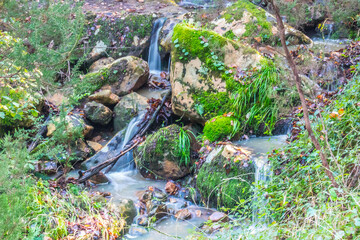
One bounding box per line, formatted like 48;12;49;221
84;101;113;125
203;115;238;142
134;124;192;180
170;23;262;123
212;0;312;45
79;56;149;97
196;144;255;208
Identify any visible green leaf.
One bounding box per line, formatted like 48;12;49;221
0;112;5;119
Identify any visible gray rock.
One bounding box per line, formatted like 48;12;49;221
113;92;148;132
118;199;137;225
84;101;113;125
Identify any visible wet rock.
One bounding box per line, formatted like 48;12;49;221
134;124;194;180
165;181;179;195
87;141;103;152
88;89;120;106
104;56;149;96
152;188;167;202
34;161;57;174
117;199;137;225
89;57;114;73
71;138;91;161
113;92;148;132
46;114;93;139
89;171;109;184
196;144;254;208
137;215;149;226
148;202;168;220
175;208;191;220
84;101;113;125
208;211;229;223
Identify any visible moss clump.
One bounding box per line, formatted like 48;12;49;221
196;148;255;208
203;115;237;142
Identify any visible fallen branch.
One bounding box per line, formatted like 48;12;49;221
77;90;171;183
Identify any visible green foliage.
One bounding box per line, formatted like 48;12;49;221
230;60;280;134
177;127;192;167
0;130;34;239
239;65;360;238
27;180;126;239
203;115;239;142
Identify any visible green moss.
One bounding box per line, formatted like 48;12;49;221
196;148;255;208
203;115;237;142
172;23;230;65
223;30;237;40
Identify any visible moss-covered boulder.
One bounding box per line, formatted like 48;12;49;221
84;101;113;125
113;92;148;132
80;56;149;96
212;0;312;45
197;144;254;208
134;124;193;180
170;23;262;123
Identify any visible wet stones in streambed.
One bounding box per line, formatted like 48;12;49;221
89;171;109;185
175;208;191;220
84;101;113;126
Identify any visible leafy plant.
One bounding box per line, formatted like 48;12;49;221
177;127;192;166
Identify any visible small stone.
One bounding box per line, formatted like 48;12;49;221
165;181;179;195
89;171;109;184
208;211;229;223
87;141;103;152
195;210;202;217
169;198;177;203
88;89;120;106
138;0;144;2
175;209;191;220
84;101;113;125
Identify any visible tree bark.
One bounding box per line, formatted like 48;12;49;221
267;0;339;188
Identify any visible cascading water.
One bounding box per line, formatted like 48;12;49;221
148;18;166;74
112;111;146;171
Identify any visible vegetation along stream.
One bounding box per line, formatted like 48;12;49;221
1;0;360;239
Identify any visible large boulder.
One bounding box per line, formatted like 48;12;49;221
196;144;254;208
134;124;193;180
170;23;262;123
113;92;148;132
211;0;312;45
84;101;113;125
80;56;149;97
89;57;114;73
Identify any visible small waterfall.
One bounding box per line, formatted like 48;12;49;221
148;18;166;73
112;111;146;172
